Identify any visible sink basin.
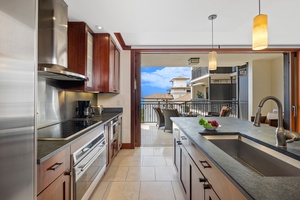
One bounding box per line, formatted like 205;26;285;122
203;134;300;177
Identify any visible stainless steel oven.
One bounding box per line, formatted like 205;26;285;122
107;116;122;164
72;129;107;200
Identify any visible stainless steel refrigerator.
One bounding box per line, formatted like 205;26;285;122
0;0;36;199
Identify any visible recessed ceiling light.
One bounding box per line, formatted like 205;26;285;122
95;25;103;30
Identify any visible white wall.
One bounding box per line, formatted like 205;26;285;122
271;57;284;106
97;50;131;144
249;57;284;119
173;79;187;87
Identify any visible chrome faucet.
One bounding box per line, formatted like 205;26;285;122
253;96;300;148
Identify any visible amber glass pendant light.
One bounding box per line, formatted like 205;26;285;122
252;0;268;50
208;14;217;70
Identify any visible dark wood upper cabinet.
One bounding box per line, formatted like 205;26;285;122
93;33;120;93
68;22;94;91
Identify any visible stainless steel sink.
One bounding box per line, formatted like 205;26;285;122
203;134;300;176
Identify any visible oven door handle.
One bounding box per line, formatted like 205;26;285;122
79;143;107;172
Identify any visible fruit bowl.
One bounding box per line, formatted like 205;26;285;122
198;118;220;131
203;125;220;131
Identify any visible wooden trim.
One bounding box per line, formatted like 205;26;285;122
121;143;133;149
130;50;136;149
114;33;131;50
297;51;300;132
290;53;296;131
135;52;141;147
131;48;300;53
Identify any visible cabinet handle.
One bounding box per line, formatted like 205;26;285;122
181;136;187;140
64;171;72;176
203;183;211;189
200;160;211;168
199;178;207;182
177;141;182;145
47;162;63;171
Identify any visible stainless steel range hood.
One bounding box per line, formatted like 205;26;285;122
38;0;87;81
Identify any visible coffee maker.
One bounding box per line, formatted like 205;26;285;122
77;100;93;118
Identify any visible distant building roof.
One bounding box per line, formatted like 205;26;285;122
170;76;190;82
171;93;191;102
143;93;173;100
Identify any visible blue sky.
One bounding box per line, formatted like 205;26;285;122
141;67;191;98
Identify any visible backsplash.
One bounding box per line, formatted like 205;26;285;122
37;77;97;128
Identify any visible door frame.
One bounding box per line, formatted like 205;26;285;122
130;48;300;148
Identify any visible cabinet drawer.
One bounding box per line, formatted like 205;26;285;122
37;171;70;200
37;147;70;195
189;143;247;200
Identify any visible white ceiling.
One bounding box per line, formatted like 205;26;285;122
65;0;300;49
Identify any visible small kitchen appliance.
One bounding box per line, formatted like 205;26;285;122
77;100;93;118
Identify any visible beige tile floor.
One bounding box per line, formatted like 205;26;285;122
90;124;185;200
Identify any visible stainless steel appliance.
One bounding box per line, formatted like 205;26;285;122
0;0;36;199
38;0;87;81
72;126;107;200
77;100;94;118
106;115;122;164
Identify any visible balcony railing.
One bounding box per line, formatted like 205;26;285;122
141;99;238;123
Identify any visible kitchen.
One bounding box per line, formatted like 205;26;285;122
1;0;300;200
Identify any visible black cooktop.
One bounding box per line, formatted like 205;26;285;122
38;120;100;140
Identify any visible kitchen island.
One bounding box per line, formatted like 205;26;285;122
171;117;300;200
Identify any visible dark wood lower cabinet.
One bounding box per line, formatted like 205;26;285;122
37;172;70;200
190;157;206;200
37;147;71;200
173;123;248;200
180;146;190;196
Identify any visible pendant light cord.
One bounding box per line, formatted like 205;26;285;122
211;18;214;49
208;14;217;50
259;0;261;15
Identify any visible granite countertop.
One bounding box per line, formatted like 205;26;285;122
37;109;122;164
171;117;300;200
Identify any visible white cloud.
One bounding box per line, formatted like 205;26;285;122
141;67;190;89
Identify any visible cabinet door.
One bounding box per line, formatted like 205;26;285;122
173;127;181;173
86;32;93;89
93;33;120;93
205;188;220;200
180;146;190;198
113;48;120;93
173;137;180;173
68;22;94;91
37;172;70;200
109;40;115;92
190;158;205;200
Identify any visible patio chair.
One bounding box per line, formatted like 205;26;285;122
206;106;231;117
162;109;180;132
153;107;165;128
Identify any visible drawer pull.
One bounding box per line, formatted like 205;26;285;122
64;171;72;176
200;160;211;168
199;178;207;182
181;136;187;140
203;183;211;189
177;141;182;145
47;162;63;171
